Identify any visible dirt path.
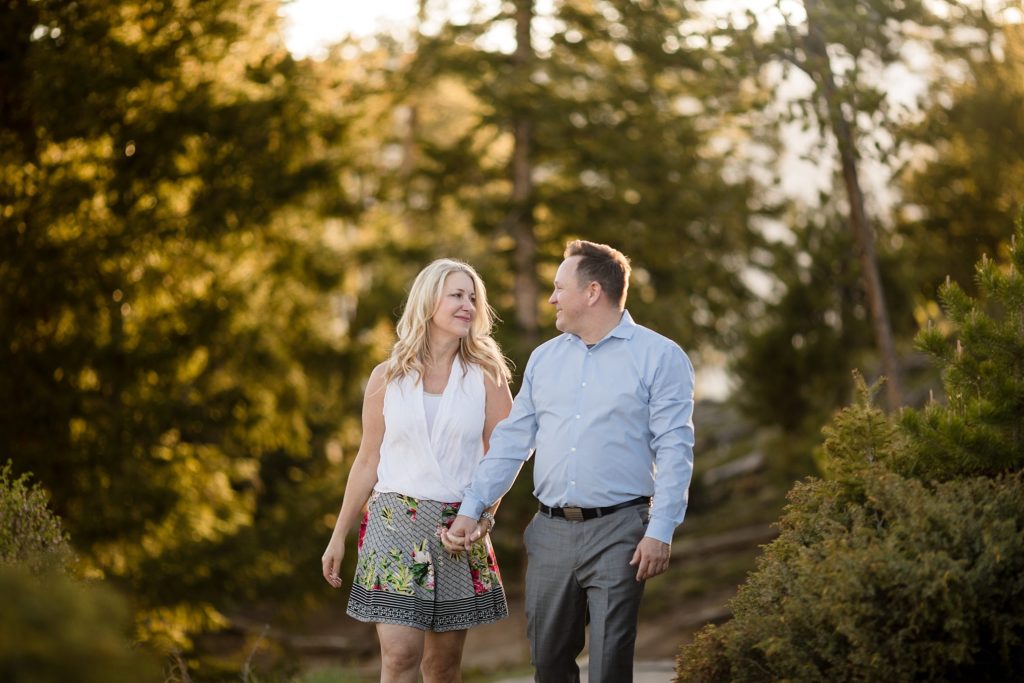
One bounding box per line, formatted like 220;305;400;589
460;593;688;681
289;568;734;680
490;658;676;683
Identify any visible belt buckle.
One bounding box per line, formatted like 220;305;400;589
562;506;584;522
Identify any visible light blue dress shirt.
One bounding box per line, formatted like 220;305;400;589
461;310;696;544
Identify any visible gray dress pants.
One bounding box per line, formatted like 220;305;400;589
524;502;649;683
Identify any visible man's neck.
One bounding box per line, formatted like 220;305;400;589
577;308;624;345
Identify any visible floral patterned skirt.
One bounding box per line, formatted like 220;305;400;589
346;490;508;632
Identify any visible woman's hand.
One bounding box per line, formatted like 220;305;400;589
322;537;345;588
440;530;464;554
472;520;491;544
441;514;479;552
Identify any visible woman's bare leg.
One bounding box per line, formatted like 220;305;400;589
421;629;467;683
377;623;425;683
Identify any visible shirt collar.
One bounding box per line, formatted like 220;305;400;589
563;309;637;345
610;310;637;340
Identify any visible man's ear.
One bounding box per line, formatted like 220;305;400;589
586;281;603;305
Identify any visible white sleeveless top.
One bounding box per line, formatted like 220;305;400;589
423;392;443;434
375;356;487;502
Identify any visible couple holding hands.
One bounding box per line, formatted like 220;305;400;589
321;240;695;683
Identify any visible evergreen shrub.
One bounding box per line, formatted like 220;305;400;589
678;470;1024;681
677;225;1024;681
900;235;1024;479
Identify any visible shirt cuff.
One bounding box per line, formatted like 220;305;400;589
459;496;487;520
645;518;676;545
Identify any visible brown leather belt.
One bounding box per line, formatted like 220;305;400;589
538;496;651;522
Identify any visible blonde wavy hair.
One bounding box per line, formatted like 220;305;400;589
384;259;512;387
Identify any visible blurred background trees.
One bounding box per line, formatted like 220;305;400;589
896;21;1024;299
1;0;362;653
2;0;1022;679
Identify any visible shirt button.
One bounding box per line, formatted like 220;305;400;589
571;448;576;452
581;382;587;387
570;480;576;485
575;415;581;419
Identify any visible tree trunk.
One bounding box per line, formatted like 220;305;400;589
507;0;538;344
0;0;39;161
400;0;428;185
802;0;903;410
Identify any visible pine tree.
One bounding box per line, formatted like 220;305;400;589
896;22;1024;299
901;221;1024;479
0;0;359;648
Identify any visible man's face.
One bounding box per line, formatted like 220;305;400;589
549;256;588;335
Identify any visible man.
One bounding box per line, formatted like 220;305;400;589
443;240;695;683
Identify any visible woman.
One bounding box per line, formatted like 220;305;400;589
321;259;513;683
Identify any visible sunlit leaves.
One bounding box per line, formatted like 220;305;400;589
0;0;358;650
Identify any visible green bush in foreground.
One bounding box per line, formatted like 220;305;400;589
0;562;161;682
677;224;1024;681
679;469;1024;681
0;463;159;680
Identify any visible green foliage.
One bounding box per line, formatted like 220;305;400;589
731;218;880;432
896;23;1024;299
717;0;959;431
0;0;363;649
814;371;908;483
0;461;73;573
396;0;770;351
678;228;1024;681
678;473;1024;682
901;222;1024;479
0;564;161;682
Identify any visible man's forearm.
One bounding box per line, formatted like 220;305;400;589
461;454;526;519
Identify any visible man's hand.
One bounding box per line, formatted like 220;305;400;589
441;514;480;552
629;536;671;581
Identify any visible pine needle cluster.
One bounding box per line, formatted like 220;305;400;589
902;227;1024;479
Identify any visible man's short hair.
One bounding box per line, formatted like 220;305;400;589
564;240;631;308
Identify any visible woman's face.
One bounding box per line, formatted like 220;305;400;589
430;271;477;341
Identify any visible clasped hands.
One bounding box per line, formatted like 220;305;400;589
440;514;489;553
